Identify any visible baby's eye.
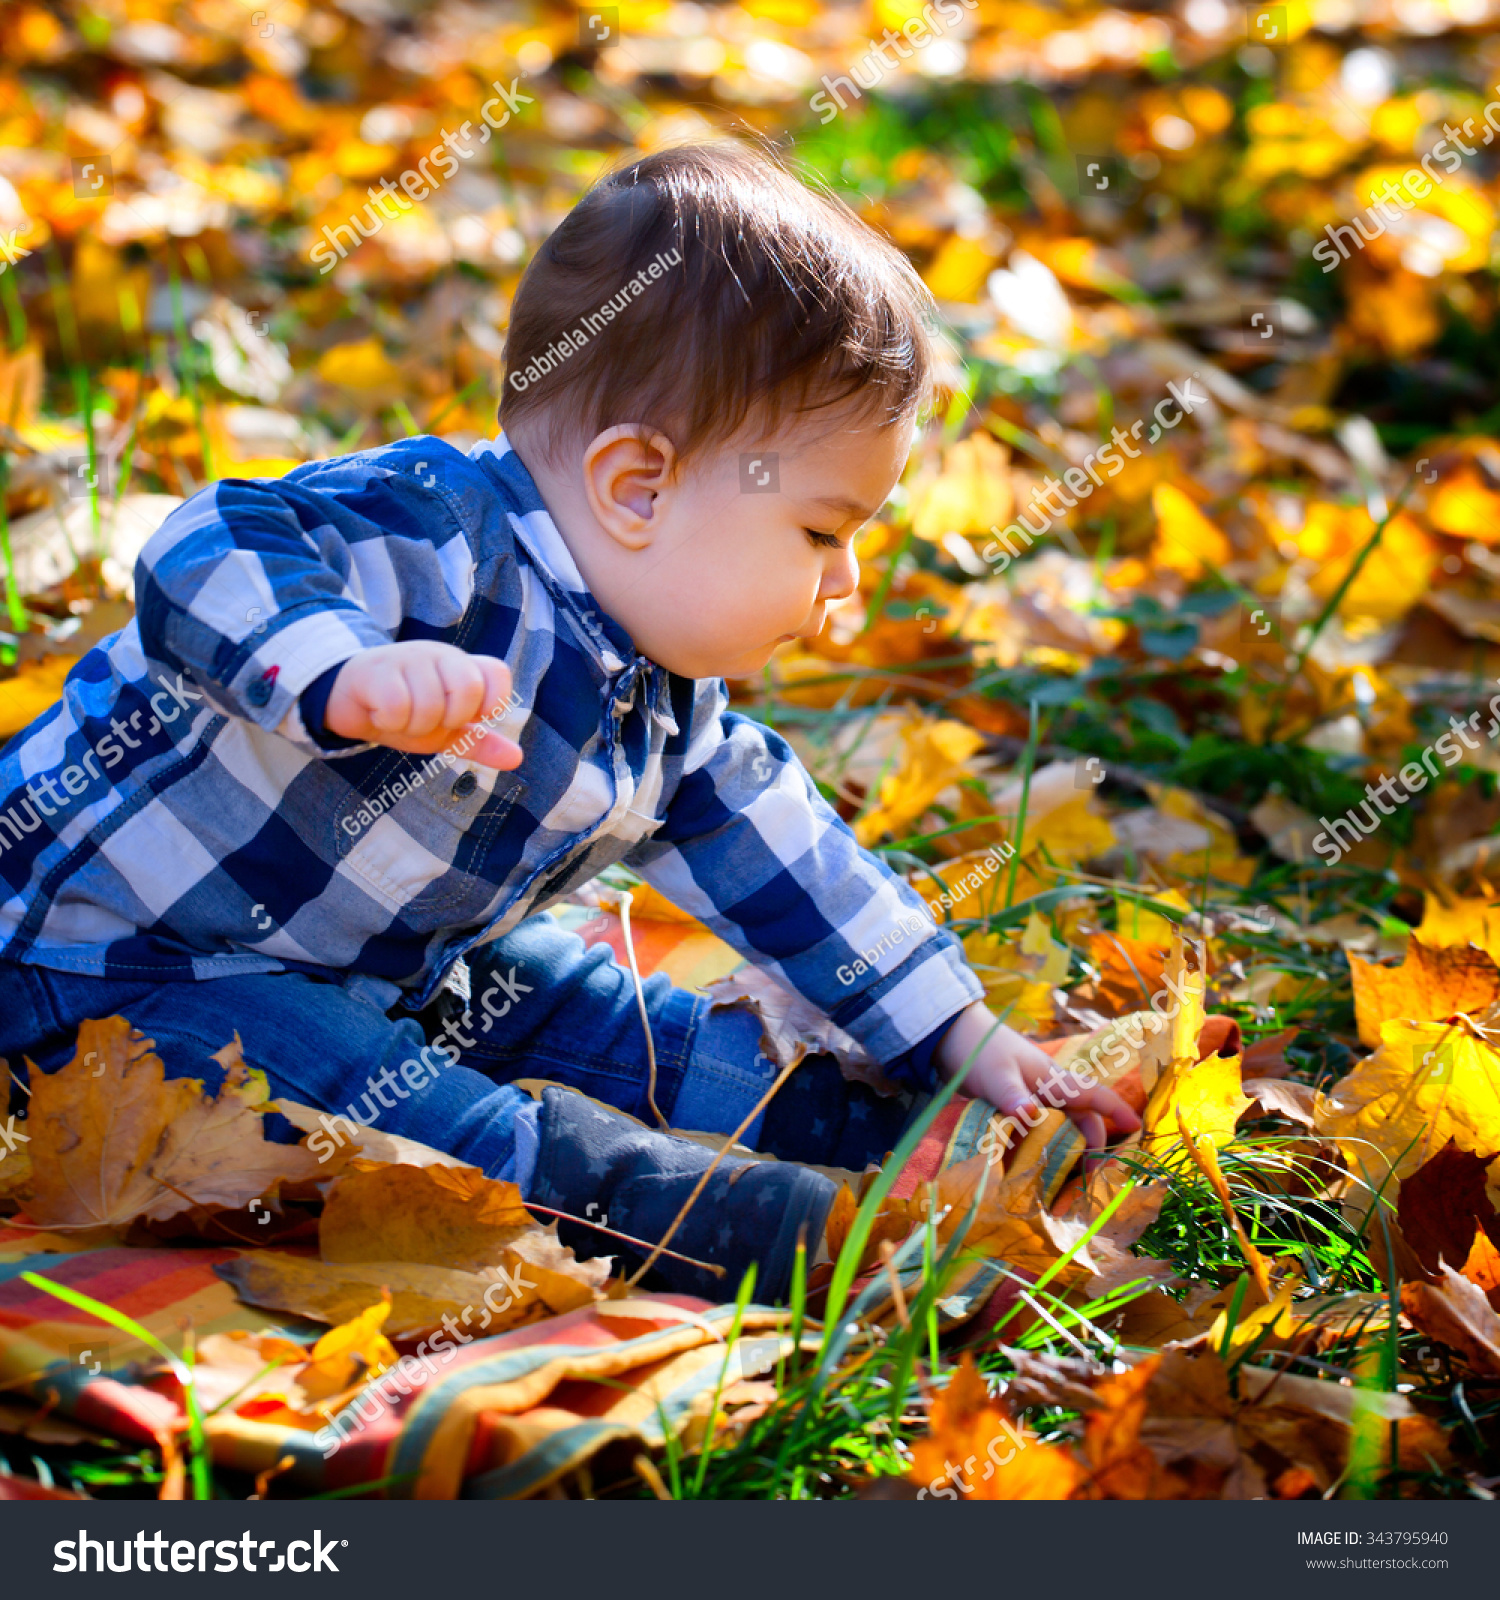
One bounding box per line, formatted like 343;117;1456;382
804;528;843;549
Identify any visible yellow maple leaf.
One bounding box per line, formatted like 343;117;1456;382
315;337;403;406
909;431;1012;541
1302;505;1436;624
1139;932;1249;1155
1151;483;1231;580
1314;1019;1500;1189
1415;894;1500;963
298;1294;398;1401
1144;1050;1251;1156
1427;464;1500;544
922;235;1000;305
1021;794;1117;868
853;716;985;846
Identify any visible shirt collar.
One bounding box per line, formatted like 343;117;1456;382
470;433;678;734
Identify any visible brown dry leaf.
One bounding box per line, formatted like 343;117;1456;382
316;1161;607;1323
1080;1357;1205;1499
823;1183;919;1273
0;1057;31;1201
702;965;887;1087
1396;1143;1500;1279
319;1162;535;1270
216;1244;605;1340
1243;1077;1318;1127
1348;940;1500;1050
906;1354;1085;1500
24;1018;321;1228
935;1147;1093;1294
273;1097;471;1170
1401;1264;1500;1376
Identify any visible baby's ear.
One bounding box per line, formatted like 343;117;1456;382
582;426;678;551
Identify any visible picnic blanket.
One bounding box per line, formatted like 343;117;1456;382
0;1234;799;1497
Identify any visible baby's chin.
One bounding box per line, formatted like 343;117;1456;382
649;638;781;681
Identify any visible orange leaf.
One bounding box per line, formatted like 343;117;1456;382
1348;939;1500;1050
907;1355;1085;1500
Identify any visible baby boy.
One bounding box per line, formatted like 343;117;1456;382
0;142;1132;1299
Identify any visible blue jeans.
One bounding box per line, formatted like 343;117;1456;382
0;916;912;1182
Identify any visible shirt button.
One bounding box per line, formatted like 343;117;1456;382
246;677;274;708
452;771;478;798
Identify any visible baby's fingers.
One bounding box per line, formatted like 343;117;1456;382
1073;1082;1141;1136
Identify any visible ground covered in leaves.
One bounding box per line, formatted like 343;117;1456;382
3;0;1500;1501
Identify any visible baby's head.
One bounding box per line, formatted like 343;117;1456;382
499;141;940;679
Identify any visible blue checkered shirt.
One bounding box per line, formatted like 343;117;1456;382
0;434;981;1067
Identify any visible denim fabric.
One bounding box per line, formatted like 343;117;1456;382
0;914;913;1179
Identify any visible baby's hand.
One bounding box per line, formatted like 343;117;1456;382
324;642;522;769
935;1002;1140;1152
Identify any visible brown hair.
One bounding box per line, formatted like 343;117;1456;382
498;140;938;471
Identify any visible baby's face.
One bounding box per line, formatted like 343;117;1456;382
588;405;914;680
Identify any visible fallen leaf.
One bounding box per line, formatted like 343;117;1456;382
320;1162;535;1271
298;1294;397;1400
24;1018;321;1228
0;656;79;740
1348;939;1500;1050
1396;1143;1500;1279
1151;483;1231;580
906;1354;1085;1499
853;716;985;847
216;1246;604;1340
1313;1018;1500;1189
1401;1264;1500;1376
